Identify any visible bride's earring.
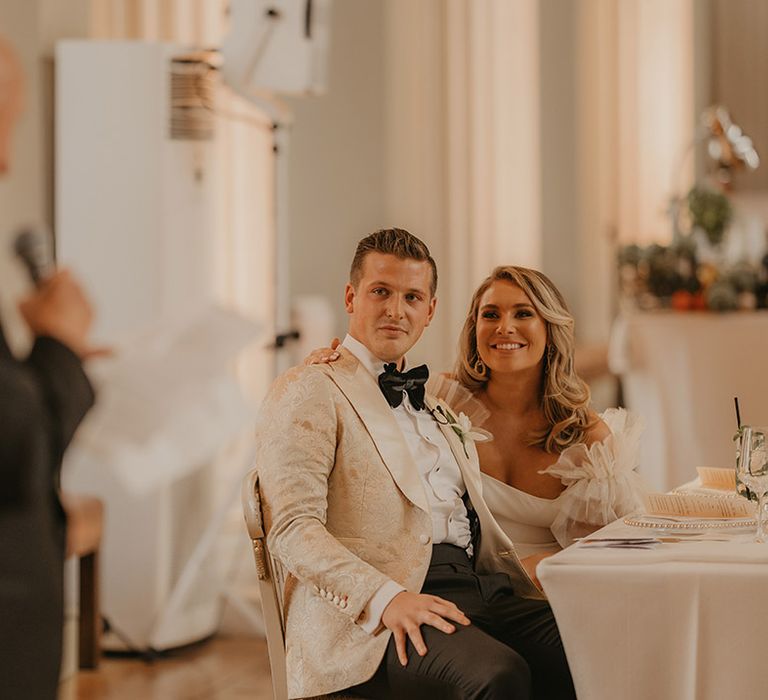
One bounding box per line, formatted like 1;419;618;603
474;357;487;378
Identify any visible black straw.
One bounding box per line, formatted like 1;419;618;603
734;397;742;429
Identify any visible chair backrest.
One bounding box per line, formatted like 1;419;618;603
242;468;364;700
241;468;288;700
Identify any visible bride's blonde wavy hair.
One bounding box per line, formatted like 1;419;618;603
455;266;595;453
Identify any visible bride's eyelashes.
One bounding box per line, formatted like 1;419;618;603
480;309;535;321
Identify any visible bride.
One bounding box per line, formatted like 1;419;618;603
433;265;644;583
307;265;644;586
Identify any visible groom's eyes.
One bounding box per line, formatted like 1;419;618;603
370;288;423;303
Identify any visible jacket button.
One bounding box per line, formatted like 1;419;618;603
419;534;431;545
340;599;348;609
333;596;340;605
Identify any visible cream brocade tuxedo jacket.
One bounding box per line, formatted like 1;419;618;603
255;348;542;699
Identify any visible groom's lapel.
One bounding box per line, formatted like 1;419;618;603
327;349;429;513
425;395;485;506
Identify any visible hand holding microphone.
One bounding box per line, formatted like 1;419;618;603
17;270;95;358
14;228;107;360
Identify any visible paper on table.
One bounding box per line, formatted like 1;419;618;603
644;492;755;518
64;305;262;494
696;467;736;491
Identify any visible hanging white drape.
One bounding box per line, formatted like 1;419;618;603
384;0;542;366
445;0;541;339
615;0;696;245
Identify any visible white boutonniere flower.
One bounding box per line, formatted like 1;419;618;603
433;403;492;457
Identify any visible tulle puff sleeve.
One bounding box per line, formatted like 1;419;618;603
542;408;646;547
427;375;492;431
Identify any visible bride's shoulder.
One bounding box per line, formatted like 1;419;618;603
595;407;644;442
546;407;644;481
561;407;644;466
584;412;611;446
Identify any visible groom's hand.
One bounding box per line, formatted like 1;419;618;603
381;591;470;666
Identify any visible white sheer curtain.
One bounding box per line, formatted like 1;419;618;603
444;0;541;338
384;0;697;357
615;0;695;245
89;0;225;46
572;0;696;342
384;0;542;364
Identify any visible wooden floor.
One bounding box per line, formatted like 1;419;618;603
59;636;275;700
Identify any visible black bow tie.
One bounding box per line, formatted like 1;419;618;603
378;363;429;410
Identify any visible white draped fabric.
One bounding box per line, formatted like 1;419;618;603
539;517;768;700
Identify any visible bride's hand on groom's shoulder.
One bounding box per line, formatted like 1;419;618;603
304;337;342;365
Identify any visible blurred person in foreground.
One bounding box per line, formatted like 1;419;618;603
256;228;575;699
0;35;96;699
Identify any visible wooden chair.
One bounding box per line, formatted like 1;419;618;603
61;492;104;669
241;469;362;700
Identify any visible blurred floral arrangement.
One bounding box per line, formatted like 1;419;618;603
618;106;766;312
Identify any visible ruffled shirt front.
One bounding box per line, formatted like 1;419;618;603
343;336;472;552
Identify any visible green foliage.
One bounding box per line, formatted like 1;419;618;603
705;279;738;311
687;186;733;246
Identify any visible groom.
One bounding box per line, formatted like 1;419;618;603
255;228;574;699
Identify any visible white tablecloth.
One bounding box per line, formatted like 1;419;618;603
609;311;768;490
538;518;768;700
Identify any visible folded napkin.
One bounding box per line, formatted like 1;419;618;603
697;467;736;491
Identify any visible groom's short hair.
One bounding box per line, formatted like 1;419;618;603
350;228;438;297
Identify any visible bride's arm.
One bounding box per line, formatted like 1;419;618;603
520;551;557;590
303;337;341;365
543;409;646;547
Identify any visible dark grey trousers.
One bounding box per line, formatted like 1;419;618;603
349;544;576;700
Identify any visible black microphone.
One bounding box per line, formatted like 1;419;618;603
13;227;54;287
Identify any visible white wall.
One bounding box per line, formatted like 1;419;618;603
285;0;454;373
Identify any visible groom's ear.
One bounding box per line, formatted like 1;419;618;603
344;283;355;314
424;295;437;327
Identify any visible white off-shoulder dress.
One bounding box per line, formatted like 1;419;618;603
430;377;646;558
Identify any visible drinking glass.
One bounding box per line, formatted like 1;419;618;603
736;426;768;542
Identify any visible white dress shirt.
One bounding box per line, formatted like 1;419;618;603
342;334;473;633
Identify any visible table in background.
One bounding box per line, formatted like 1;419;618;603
538;518;768;700
609;311;768;490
